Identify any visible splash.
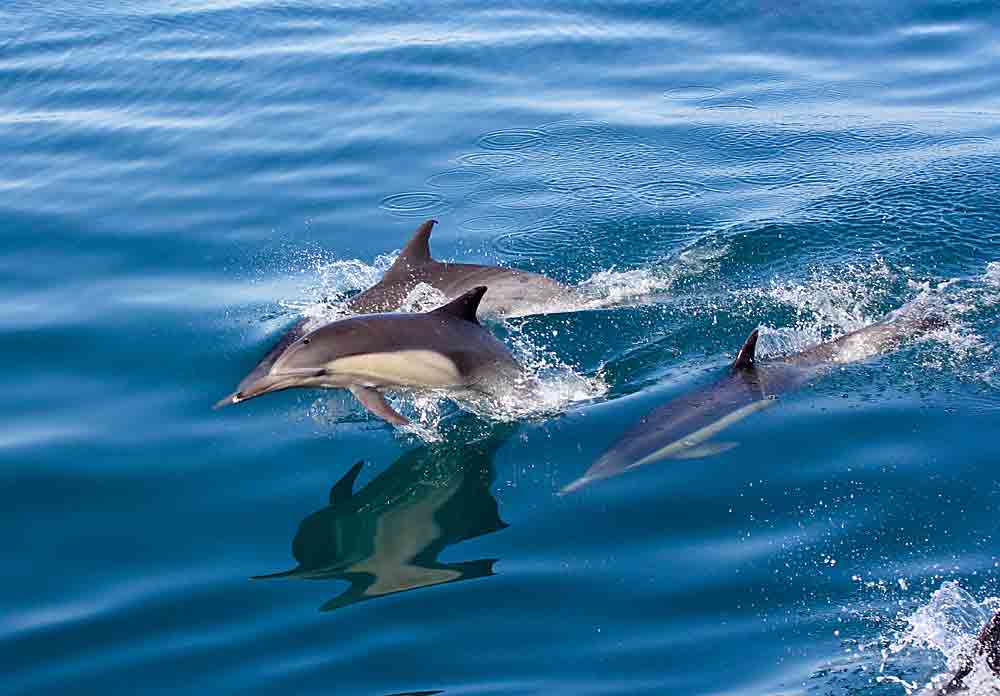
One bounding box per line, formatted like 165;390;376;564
741;260;998;383
875;582;1000;694
755;258;898;357
575;240;728;309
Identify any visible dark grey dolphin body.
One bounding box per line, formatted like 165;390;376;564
347;218;580;318
255;426;511;612
561;307;944;494
228;219;577;408
215;287;522;426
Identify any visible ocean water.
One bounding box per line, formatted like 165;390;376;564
3;1;1000;694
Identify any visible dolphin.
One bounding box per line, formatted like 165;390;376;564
560;306;945;494
922;610;1000;694
254;425;511;612
227;219;578;408
214;286;522;426
345;218;580;318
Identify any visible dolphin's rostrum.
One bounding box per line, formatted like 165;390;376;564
215;286;522;426
561;305;945;494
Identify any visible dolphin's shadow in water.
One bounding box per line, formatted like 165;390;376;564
256;423;514;612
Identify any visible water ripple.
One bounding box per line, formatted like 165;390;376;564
633;180;713;206
458;215;517;233
466;185;564;210
476;128;546;151
663;85;721;100
425;168;491;189
456;152;525;168
379;191;448;217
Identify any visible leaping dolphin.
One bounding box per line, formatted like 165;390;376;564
561;305;945;494
214;286;522;426
345;218;579;319
228;219;579;407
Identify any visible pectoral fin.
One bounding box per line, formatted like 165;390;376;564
673;441;739;459
348;386;410;426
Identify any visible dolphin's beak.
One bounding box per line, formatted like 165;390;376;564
212;391;242;410
213;369;328;410
212;375;289;410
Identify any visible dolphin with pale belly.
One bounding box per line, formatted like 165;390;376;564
560;305;945;494
229;219;578;405
214;286;522;426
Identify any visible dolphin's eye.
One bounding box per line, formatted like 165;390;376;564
302;338;310;345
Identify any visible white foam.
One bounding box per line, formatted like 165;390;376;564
875;581;1000;694
743;261;997;384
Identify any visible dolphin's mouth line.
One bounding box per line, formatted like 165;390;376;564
214;369;330;410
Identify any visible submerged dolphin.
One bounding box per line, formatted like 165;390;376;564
561;306;945;494
228;219;577;407
255;426;511;612
214;286;522;425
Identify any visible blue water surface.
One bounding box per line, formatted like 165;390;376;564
3;1;1000;694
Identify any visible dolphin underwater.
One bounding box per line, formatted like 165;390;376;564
214;286;522;425
227;219;578;406
561;305;945;494
254;426;511;612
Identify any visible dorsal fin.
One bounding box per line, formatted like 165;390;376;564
430;286;487;324
329;460;364;505
387;219;436;274
732;328;759;370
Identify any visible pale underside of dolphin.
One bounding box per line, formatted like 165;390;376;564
560;306;946;494
228;219;579;409
214;286;523;426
